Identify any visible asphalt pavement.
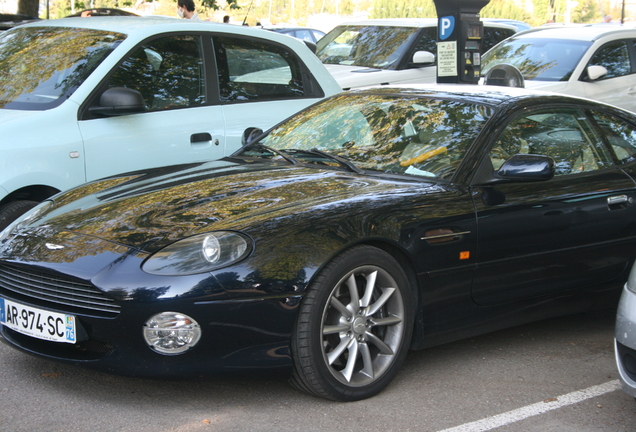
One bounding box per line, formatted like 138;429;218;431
0;308;634;432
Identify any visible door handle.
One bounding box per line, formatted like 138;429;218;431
190;132;212;144
608;195;633;209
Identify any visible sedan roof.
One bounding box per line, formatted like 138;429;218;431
514;25;636;41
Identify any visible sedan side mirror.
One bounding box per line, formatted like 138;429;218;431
242;127;264;146
411;51;435;66
494;154;555;182
89;87;147;117
587;65;608;81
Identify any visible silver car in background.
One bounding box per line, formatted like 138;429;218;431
615;263;636;399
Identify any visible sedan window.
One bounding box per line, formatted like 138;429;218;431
108;35;205;111
0;26;125;110
587;40;631;79
214;36;307;102
490;109;614;175
482;38;591;82
316;26;418;69
591;111;636;163
243;94;491;179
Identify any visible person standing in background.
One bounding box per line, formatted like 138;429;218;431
177;0;201;20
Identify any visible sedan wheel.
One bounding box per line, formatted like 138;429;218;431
291;246;414;401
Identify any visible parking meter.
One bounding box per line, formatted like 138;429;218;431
433;0;490;84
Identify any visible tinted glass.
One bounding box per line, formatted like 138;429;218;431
214;36;306;102
592;111;636;163
0;26;125;110
588;41;631;78
316;25;418;69
490;109;614;175
482;37;591;81
108;35;205;111
240;94;491;179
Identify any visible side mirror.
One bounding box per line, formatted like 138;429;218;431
89;87;146;117
494;154;555;182
242;127;264;146
411;50;435;65
303;40;317;54
587;65;608;81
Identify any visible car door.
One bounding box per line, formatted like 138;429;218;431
582;39;636;113
78;33;226;182
471;106;636;305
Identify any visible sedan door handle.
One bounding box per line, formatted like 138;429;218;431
608;195;633;209
190;132;212;144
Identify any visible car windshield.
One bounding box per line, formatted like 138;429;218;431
0;26;126;110
316;25;418;69
238;93;492;180
482;37;591;82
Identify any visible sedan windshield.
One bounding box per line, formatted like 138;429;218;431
482;38;591;82
238;93;492;180
316;26;418;69
0;26;126;110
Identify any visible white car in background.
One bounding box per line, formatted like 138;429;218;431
0;17;341;230
482;26;636;113
316;18;517;90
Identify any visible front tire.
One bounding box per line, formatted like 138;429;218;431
291;246;414;401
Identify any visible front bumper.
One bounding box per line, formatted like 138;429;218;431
615;284;636;398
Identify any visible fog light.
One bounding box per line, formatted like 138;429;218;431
143;312;201;355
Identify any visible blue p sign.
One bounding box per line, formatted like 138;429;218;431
439;16;455;40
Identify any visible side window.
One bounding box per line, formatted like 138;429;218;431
108;35;205;111
410;28;437;63
490;109;614;176
482;27;515;53
591;111;636;163
294;30;314;42
588;41;631;79
213;36;306;102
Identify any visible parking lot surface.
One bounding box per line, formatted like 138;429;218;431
0;309;634;432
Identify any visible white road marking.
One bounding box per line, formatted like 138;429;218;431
436;380;622;432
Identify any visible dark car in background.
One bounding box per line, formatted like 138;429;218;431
0;13;39;31
2;85;636;401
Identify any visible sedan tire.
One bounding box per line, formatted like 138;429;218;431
291;245;414;401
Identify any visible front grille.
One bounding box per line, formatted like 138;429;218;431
0;263;120;317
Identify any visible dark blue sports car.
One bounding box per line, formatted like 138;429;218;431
1;85;636;401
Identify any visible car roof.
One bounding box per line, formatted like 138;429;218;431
16;16;301;42
347;83;617;109
331;17;516;31
513;25;636;41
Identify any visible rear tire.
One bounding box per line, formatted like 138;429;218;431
290;245;414;401
0;200;39;232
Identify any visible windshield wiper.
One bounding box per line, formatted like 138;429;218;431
309;148;364;174
283;148;363;174
247;143;298;165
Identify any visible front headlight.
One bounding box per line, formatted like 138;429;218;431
0;201;54;242
142;231;253;276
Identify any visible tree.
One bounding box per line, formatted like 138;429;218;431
17;0;39;16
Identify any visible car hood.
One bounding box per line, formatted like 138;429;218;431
30;158;436;253
0;108;38;125
323;64;392;89
522;80;569;92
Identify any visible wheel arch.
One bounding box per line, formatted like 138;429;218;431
0;185;60;209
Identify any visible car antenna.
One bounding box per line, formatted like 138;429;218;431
242;0;253;26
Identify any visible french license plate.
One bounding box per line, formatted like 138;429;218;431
0;298;76;343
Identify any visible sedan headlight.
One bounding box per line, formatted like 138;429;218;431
142;231;252;276
0;201;54;242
